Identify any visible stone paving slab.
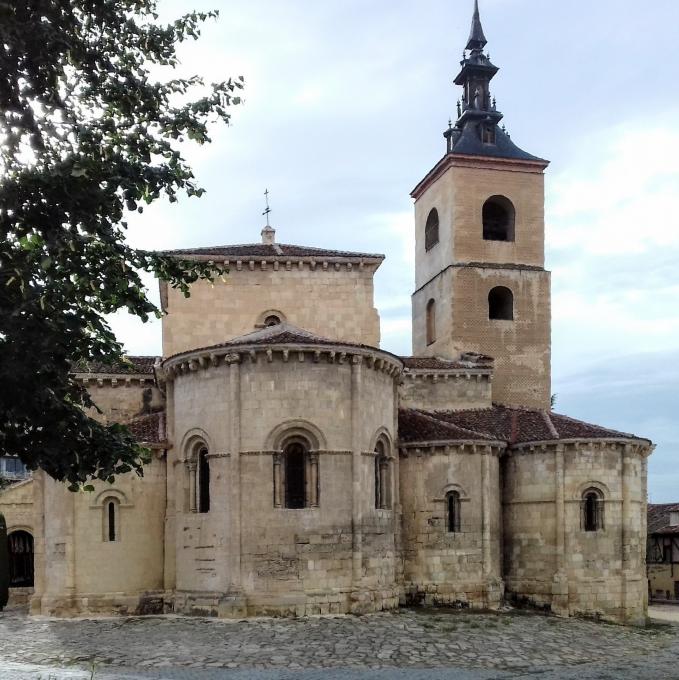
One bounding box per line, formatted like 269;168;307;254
1;606;678;679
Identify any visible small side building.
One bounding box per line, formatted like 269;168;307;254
647;503;679;602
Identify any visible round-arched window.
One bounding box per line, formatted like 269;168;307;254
264;314;281;327
483;196;515;242
488;287;514;321
425;208;439;251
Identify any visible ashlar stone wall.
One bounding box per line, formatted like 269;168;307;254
166;342;401;617
161;260;382;358
399;444;504;609
399;370;492;412
502;441;650;624
30;457;167;617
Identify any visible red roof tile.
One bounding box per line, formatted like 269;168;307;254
126;411;166;446
75;356;158;375
401;354;493;370
648;503;679;535
399;405;649;447
398;409;498;444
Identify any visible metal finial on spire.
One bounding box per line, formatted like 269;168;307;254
262;188;271;227
466;0;488;51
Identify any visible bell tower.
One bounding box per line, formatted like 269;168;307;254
411;0;551;409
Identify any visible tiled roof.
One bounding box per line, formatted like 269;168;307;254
75;356;158;375
450;124;546;163
399;405;649;447
401;354;493;371
161;243;384;261
648;503;679;535
164;323;402;363
399;409;498;444
126;411;166;446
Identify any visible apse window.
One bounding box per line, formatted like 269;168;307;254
284;442;307;509
488;287;514;321
424;208;439;251
582;488;604;532
447;491;461;533
198;446;210;514
482;195;515;242
104;498;119;542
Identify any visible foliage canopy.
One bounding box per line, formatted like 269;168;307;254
0;1;242;488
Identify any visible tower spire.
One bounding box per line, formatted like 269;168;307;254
467;0;487;51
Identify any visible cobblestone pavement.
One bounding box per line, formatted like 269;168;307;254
1;605;678;680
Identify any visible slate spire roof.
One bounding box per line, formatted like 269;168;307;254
466;0;488;50
440;0;546;164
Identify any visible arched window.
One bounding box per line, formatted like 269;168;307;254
264;314;281;327
482;196;515;242
426;299;436;345
198;446;210;514
8;530;34;587
285;442;306;509
374;440;391;510
424;208;439;251
447;492;461;533
488;286;514;321
582;488;604;532
103;498;119;542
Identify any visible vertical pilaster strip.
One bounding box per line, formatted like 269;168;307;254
164;379;176;592
621;443;633;619
481;447;491;579
227;353;242;590
351;355;363;584
30;470;46;614
641;448;650;612
555;444;565;574
552;443;569;616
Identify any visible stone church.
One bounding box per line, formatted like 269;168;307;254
0;2;653;624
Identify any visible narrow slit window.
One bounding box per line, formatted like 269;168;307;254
105;499;118;542
426;299;436;345
447;492;461;533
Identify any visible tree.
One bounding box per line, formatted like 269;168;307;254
0;2;243;489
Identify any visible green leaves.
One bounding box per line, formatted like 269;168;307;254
0;0;241;487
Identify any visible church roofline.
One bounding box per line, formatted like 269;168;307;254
411;153;549;201
160;243;385;265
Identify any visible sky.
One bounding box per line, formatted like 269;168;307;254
110;0;679;502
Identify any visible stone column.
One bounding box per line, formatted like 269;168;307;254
350;356;363;592
309;452;319;508
273;453;283;508
552;444;569;616
187;461;197;514
227;353;242;592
